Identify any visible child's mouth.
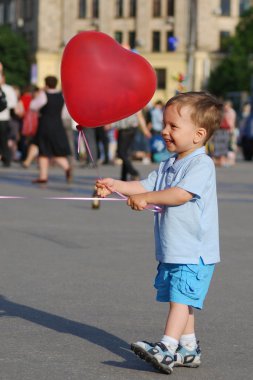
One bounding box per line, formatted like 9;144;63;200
164;138;174;144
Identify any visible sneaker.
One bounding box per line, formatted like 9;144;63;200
131;341;174;374
174;341;201;368
150;342;175;374
131;341;156;363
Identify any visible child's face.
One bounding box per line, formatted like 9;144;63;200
162;104;204;159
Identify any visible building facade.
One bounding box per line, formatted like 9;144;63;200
0;0;252;100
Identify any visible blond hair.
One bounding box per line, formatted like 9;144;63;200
165;92;223;143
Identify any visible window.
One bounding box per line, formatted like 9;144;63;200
155;68;167;89
152;31;161;52
115;0;123;18
220;0;230;16
8;1;15;23
167;31;177;51
220;31;230;52
129;0;136;17
0;4;4;24
4;1;11;23
167;0;174;16
115;31;123;44
23;0;33;20
129;31;136;49
92;0;99;18
153;0;161;17
79;0;87;18
239;0;251;15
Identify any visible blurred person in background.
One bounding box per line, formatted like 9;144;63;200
148;100;164;162
113;111;151;181
211;101;231;167
0;62;17;167
30;75;72;184
239;102;253;161
20;84;40;165
148;100;164;136
132;103;152;165
223;100;237;166
96;126;109;165
8;85;24;162
0;83;7;112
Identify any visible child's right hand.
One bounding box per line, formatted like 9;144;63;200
95;178;115;197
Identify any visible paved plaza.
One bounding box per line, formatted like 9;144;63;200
0;159;253;380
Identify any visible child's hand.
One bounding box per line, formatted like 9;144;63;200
127;194;147;211
95;178;115;197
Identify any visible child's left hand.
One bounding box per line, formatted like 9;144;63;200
127;194;147;211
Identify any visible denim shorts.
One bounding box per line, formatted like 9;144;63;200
154;258;215;309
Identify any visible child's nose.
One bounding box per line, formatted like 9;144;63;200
162;126;170;134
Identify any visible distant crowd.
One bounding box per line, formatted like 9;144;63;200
1;65;253;182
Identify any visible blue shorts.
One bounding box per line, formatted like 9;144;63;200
154;258;215;309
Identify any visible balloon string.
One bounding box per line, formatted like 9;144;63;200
0;196;160;212
78;131;81;154
0;196;123;201
79;129;127;200
78;128;161;213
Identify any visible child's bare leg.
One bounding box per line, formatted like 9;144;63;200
161;303;197;350
173;306;201;367
164;302;190;340
178;306;198;349
181;306;195;335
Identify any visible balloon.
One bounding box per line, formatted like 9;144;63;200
61;31;157;128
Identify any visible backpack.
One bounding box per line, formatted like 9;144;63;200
220;116;230;130
22;109;39;137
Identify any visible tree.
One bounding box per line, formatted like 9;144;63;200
208;8;253;97
0;25;30;88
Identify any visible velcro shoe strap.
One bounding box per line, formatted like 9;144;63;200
155;342;169;352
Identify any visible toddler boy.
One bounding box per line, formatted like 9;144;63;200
96;92;222;374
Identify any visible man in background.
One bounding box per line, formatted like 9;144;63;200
0;62;17;167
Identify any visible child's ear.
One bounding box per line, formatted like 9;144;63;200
194;127;207;143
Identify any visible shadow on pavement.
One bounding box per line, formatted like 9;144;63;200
0;295;155;373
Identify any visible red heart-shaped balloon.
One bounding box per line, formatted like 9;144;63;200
61;31;157;127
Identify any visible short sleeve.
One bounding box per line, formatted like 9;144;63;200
4;85;17;109
140;169;158;191
30;91;47;111
176;157;215;199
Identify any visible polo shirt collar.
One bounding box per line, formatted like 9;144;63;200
163;146;206;172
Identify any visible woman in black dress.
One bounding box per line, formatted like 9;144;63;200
31;76;72;183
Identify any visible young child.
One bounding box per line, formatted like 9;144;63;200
96;92;223;375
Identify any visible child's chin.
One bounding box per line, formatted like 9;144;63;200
166;144;175;152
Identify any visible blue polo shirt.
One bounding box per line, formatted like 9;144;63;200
141;147;220;264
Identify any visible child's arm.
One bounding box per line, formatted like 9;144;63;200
127;187;193;211
96;178;147;197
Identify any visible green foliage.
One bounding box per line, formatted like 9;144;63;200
207;8;253;97
0;25;30;89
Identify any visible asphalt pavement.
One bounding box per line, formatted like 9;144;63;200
0;158;253;380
